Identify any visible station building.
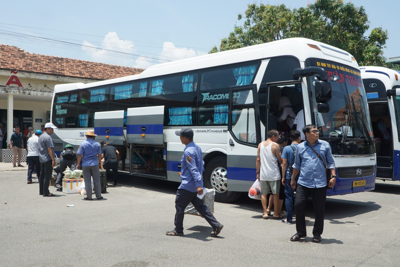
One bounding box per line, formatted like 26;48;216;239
0;44;142;160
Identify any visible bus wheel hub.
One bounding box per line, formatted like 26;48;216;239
211;167;228;193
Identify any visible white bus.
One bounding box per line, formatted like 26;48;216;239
361;66;400;180
51;37;376;202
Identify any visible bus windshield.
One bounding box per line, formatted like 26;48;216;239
306;58;374;155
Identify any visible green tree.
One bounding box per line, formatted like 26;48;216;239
211;0;389;67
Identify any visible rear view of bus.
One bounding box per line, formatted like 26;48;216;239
361;66;400;180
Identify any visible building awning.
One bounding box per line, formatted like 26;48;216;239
0;85;53;102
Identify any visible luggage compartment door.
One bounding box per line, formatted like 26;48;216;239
94;110;124;145
127;105;164;145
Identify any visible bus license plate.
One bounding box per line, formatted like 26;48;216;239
353;180;366;187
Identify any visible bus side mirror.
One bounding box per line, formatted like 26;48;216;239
315;81;332;102
293;67;329;82
317;103;330;113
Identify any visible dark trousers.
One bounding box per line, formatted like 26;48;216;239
174;189;220;233
105;162;118;185
294;184;326;238
284;179;295;222
56;159;74;185
39;160;52;195
27;156;40;182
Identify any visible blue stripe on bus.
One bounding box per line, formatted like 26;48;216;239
167;161;181;172
393;151;400;181
127;124;163;135
94;127;123;136
227;167;257;181
365;70;390;79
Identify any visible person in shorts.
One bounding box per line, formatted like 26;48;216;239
256;129;283;219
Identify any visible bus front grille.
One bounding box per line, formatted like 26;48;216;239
336;166;375;179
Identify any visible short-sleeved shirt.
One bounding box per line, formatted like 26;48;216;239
11;132;23;148
282;143;298;179
77;139;101;167
27;135;40;157
38;132;54;163
101;145;118;165
294;110;305;140
178;142;204;193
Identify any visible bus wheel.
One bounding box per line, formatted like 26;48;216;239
204;157;240;203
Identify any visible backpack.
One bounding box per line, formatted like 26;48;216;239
62;150;75;160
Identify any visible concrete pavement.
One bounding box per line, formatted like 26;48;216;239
2;171;400;266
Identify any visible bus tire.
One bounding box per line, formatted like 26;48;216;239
204;156;241;203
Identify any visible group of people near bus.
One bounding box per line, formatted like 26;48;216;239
23;123;120;200
256;126;336;243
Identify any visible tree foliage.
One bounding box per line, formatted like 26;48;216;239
211;0;390;67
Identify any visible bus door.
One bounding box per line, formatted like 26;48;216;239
94;110;124;145
227;85;261;191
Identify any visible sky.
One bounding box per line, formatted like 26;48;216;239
0;0;398;69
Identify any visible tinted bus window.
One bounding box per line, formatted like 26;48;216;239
262;56;300;83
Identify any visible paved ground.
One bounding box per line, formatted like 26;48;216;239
1;168;400;267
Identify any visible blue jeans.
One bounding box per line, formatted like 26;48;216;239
285;179;295;222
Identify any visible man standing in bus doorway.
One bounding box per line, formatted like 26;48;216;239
10;125;24;167
256;129;283;219
77;130;103;200
38;123;57;197
166;128;223;237
290;124;336;243
26;130;42;184
100;141;119;186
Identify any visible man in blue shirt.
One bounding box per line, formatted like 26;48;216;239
281;130;301;224
77;130;103;200
290;125;336;243
166;128;223;237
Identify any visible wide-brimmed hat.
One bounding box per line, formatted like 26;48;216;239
64;144;73;149
85;130;97;137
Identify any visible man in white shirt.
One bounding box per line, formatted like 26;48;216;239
294;110;305;140
26;130;42;184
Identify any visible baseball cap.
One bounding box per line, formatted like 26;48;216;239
44;122;57;129
175;127;194;139
28;126;33;130
35;130;42;135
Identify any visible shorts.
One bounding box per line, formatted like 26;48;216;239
260;180;280;195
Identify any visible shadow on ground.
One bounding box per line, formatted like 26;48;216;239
372;181;400;195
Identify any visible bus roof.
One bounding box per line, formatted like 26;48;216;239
360;66;400;89
55;37;359;93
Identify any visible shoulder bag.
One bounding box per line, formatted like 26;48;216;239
306;143;333;189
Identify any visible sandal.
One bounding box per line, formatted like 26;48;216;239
290;233;306;242
97;197;104;200
166;230;184;236
43;193;55;197
83;197;93;200
272;214;284;220
312;236;321;243
211;224;224;237
262;214;269;219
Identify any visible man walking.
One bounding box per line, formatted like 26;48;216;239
38;123;57;197
26;130;42;184
77;130;103;200
166;128;223;237
290;125;336;243
281;130;301;224
101;141;119;186
10;125;24;167
256;129;283;219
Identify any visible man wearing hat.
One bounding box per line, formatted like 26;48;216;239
166;128;223;237
77;130;103;200
55;144;77;190
38;123;57;196
26;130;42;184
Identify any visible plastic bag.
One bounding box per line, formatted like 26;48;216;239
184;188;216;216
248;179;261;200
